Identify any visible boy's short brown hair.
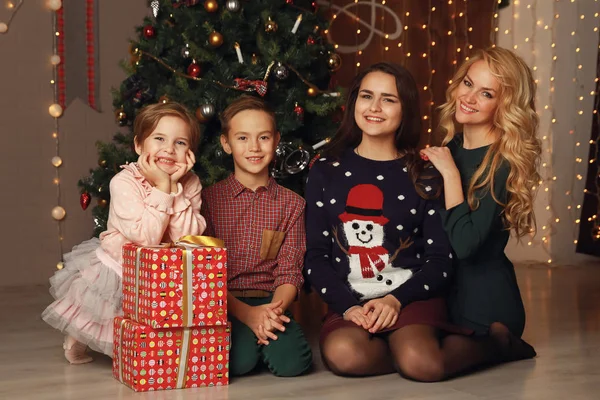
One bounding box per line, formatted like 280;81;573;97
133;102;201;151
220;95;276;136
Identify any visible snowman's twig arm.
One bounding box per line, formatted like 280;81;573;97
332;226;349;256
389;237;414;263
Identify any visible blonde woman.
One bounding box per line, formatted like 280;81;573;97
422;47;541;349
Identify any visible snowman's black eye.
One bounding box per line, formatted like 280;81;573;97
352;223;360;230
376;275;383;281
366;224;373;231
386;279;392;285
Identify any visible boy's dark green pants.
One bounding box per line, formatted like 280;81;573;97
229;295;312;377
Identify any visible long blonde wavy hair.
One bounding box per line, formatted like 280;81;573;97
438;47;542;238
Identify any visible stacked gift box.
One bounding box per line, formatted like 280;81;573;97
113;238;229;392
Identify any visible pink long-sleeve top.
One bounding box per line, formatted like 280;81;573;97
99;163;206;266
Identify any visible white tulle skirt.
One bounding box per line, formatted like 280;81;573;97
41;238;122;356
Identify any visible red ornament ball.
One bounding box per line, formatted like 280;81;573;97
294;103;304;119
143;25;156;39
307;36;315;45
80;192;91;210
187;63;201;77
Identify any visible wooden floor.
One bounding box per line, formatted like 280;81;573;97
2;263;600;400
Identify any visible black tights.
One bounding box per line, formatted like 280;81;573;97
321;323;536;382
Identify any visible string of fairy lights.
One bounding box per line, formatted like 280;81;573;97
590;54;600;241
498;0;600;263
47;0;66;269
328;1;490;145
424;0;434;139
463;0;472;61
569;0;588;247
577;1;600;243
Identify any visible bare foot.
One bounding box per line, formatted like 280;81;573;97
489;322;536;362
63;336;93;365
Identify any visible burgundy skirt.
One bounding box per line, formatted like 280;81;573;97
320;297;472;346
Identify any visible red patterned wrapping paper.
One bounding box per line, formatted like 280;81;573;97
113;317;230;392
122;240;227;328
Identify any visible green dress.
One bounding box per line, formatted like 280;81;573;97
440;135;525;337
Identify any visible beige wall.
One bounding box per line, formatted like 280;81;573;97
0;1;148;286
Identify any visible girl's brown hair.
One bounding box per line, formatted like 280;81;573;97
133;102;201;151
323;62;436;198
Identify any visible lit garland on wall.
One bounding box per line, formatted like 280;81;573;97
48;0;66;269
568;0;589;246
497;0;556;262
463;0;472;61
498;0;600;263
326;1;494;145
425;0;434;141
526;0;554;258
579;1;600;243
587;52;600;241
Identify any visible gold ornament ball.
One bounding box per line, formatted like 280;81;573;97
265;18;278;33
47;0;62;11
115;108;127;125
209;31;223;47
0;23;8;34
98;159;107;167
307;87;318;97
159;95;170;104
50;55;61;65
98;199;108;208
49;103;63;118
51;156;63;167
327;53;342;72
56;261;64;270
51;206;66;221
204;0;218;12
128;44;139;56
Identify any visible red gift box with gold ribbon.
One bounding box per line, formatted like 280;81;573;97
113;317;230;392
122;236;227;329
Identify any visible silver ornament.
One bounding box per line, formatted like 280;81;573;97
150;0;159;17
181;44;191;58
273;63;288;80
225;0;240;12
272;142;293;178
271;143;310;178
200;103;216;119
284;148;310;174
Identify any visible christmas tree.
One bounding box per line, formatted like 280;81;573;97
78;0;344;236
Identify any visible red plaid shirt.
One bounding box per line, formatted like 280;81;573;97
201;174;306;292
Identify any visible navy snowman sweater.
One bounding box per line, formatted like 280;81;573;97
304;149;454;316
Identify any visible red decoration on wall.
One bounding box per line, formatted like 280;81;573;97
54;0;99;111
86;0;97;110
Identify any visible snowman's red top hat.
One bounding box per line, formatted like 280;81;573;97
339;184;389;225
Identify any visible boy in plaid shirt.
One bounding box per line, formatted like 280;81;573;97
201;96;312;377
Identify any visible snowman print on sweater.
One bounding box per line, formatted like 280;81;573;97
332;184;414;299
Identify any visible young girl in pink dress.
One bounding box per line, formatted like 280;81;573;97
42;102;206;364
